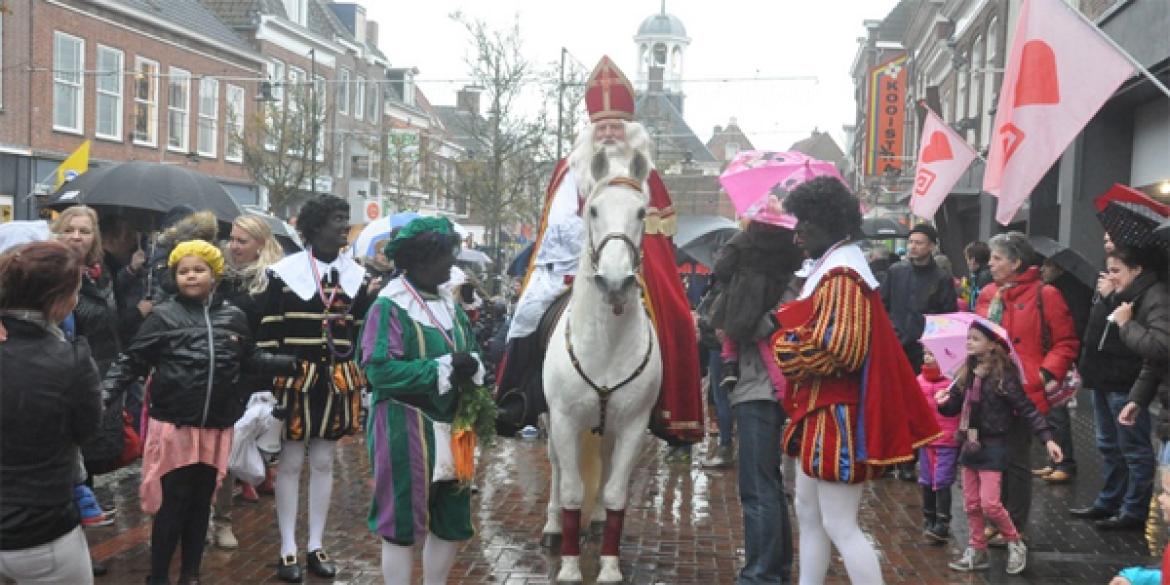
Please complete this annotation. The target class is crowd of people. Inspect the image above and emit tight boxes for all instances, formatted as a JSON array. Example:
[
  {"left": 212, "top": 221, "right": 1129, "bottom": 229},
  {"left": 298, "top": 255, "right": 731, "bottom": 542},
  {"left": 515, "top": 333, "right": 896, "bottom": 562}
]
[{"left": 0, "top": 57, "right": 1165, "bottom": 585}]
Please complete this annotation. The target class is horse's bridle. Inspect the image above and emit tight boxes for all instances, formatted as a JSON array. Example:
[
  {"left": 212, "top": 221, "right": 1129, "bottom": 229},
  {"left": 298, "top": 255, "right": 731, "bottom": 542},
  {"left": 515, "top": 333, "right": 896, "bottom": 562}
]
[{"left": 586, "top": 177, "right": 645, "bottom": 274}]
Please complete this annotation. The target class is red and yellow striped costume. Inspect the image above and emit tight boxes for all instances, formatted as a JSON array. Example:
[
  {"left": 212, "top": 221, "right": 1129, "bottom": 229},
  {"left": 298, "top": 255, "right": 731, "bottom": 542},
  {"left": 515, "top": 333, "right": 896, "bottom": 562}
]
[{"left": 775, "top": 268, "right": 941, "bottom": 483}]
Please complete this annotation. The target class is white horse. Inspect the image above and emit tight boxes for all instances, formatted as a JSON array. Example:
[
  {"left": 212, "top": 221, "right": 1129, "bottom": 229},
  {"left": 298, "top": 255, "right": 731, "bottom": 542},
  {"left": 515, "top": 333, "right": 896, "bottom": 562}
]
[{"left": 542, "top": 148, "right": 663, "bottom": 583}]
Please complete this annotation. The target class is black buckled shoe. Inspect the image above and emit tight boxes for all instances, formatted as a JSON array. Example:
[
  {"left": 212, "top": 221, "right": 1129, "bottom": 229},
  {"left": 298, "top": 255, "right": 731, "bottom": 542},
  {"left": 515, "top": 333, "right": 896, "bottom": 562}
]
[
  {"left": 307, "top": 549, "right": 337, "bottom": 578},
  {"left": 1069, "top": 505, "right": 1114, "bottom": 520},
  {"left": 1095, "top": 515, "right": 1145, "bottom": 531},
  {"left": 276, "top": 554, "right": 303, "bottom": 583}
]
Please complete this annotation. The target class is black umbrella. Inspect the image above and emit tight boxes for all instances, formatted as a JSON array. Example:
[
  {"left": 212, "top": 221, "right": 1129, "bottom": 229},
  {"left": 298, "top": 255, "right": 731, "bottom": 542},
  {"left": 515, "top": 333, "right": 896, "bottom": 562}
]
[
  {"left": 1027, "top": 235, "right": 1098, "bottom": 288},
  {"left": 1157, "top": 218, "right": 1170, "bottom": 242},
  {"left": 45, "top": 161, "right": 243, "bottom": 224},
  {"left": 862, "top": 217, "right": 909, "bottom": 239},
  {"left": 242, "top": 207, "right": 302, "bottom": 254},
  {"left": 675, "top": 215, "right": 739, "bottom": 268},
  {"left": 1098, "top": 201, "right": 1169, "bottom": 251}
]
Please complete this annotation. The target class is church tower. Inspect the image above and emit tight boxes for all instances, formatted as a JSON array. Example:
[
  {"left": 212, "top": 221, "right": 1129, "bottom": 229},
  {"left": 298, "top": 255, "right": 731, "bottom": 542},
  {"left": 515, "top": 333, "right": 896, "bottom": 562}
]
[{"left": 634, "top": 2, "right": 689, "bottom": 105}]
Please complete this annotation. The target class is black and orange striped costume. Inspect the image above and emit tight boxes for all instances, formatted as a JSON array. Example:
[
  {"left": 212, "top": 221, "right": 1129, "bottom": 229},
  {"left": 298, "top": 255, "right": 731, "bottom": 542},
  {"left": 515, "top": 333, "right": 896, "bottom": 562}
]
[
  {"left": 774, "top": 267, "right": 941, "bottom": 483},
  {"left": 256, "top": 270, "right": 372, "bottom": 441}
]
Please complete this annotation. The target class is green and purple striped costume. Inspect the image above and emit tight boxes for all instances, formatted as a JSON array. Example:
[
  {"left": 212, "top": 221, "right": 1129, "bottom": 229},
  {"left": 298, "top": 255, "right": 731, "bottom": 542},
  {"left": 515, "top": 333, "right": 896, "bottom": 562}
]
[{"left": 359, "top": 278, "right": 477, "bottom": 545}]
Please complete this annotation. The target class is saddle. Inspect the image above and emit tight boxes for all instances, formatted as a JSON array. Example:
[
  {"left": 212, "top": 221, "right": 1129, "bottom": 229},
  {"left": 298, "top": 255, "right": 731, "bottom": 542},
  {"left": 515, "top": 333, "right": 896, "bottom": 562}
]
[{"left": 494, "top": 290, "right": 571, "bottom": 436}]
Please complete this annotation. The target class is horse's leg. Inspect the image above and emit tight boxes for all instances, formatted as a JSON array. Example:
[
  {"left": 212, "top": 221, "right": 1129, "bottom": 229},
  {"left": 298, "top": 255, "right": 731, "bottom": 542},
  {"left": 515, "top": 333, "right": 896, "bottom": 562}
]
[
  {"left": 591, "top": 427, "right": 617, "bottom": 528},
  {"left": 595, "top": 420, "right": 645, "bottom": 583},
  {"left": 550, "top": 411, "right": 585, "bottom": 583},
  {"left": 541, "top": 413, "right": 562, "bottom": 547}
]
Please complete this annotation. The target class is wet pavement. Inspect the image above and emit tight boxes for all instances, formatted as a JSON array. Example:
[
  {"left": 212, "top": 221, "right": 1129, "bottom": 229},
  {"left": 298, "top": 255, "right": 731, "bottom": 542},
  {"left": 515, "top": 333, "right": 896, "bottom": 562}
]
[{"left": 82, "top": 389, "right": 1161, "bottom": 584}]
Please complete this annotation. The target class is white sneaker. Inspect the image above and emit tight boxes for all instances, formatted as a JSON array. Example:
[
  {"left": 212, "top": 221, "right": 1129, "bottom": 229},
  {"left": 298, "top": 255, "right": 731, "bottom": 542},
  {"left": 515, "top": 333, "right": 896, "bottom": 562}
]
[
  {"left": 1006, "top": 540, "right": 1027, "bottom": 574},
  {"left": 214, "top": 522, "right": 239, "bottom": 550},
  {"left": 948, "top": 547, "right": 989, "bottom": 572}
]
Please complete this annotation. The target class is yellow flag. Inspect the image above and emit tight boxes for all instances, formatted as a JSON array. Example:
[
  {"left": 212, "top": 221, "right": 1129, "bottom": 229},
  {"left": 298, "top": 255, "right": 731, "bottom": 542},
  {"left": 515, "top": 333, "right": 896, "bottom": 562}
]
[{"left": 54, "top": 140, "right": 90, "bottom": 190}]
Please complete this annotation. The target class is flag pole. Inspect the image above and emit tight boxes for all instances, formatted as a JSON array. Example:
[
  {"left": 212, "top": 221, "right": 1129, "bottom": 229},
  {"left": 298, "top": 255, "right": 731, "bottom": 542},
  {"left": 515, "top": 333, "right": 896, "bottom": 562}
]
[{"left": 1063, "top": 0, "right": 1170, "bottom": 99}]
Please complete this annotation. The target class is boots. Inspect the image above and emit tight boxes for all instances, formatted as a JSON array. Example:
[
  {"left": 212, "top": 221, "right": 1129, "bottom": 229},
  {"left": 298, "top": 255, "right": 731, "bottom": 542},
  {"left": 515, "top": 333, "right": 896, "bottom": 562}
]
[{"left": 926, "top": 487, "right": 952, "bottom": 542}]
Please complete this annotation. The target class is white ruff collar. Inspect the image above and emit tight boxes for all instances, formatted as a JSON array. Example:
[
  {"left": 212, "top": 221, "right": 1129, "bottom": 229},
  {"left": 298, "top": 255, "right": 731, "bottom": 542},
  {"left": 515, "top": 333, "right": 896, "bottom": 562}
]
[
  {"left": 379, "top": 276, "right": 456, "bottom": 331},
  {"left": 797, "top": 242, "right": 879, "bottom": 300},
  {"left": 269, "top": 250, "right": 364, "bottom": 302}
]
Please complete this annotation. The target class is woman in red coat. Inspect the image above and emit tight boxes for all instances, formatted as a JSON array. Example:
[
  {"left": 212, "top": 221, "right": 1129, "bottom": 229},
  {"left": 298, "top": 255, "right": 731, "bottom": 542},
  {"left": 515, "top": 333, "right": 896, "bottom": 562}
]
[{"left": 974, "top": 232, "right": 1079, "bottom": 539}]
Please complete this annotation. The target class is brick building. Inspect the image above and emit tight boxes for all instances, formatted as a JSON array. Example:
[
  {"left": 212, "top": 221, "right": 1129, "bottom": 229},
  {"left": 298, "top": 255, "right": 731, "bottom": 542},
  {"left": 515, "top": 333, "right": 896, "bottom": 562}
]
[{"left": 0, "top": 0, "right": 267, "bottom": 221}]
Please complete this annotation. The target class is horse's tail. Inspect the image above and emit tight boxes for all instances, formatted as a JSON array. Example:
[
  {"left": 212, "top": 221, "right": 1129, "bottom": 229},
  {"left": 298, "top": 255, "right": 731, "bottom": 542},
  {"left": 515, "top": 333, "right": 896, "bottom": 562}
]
[{"left": 578, "top": 430, "right": 603, "bottom": 524}]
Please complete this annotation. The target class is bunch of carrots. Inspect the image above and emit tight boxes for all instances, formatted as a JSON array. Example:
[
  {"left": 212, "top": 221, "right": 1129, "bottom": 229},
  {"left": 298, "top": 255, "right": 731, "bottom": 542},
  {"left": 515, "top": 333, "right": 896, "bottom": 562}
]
[{"left": 451, "top": 385, "right": 497, "bottom": 484}]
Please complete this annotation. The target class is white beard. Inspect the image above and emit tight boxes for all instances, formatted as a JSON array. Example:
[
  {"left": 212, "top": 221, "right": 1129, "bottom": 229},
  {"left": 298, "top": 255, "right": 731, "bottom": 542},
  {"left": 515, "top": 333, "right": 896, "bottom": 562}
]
[{"left": 568, "top": 121, "right": 655, "bottom": 198}]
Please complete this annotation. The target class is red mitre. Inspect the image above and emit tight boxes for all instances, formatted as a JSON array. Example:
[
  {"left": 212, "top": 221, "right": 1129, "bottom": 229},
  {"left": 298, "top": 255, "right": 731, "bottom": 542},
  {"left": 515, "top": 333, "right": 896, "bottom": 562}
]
[{"left": 585, "top": 56, "right": 635, "bottom": 122}]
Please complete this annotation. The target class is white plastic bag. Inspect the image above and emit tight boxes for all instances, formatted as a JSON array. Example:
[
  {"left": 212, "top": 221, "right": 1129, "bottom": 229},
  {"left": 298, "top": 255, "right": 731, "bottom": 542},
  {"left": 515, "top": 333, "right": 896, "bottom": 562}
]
[
  {"left": 431, "top": 421, "right": 456, "bottom": 482},
  {"left": 229, "top": 392, "right": 280, "bottom": 485}
]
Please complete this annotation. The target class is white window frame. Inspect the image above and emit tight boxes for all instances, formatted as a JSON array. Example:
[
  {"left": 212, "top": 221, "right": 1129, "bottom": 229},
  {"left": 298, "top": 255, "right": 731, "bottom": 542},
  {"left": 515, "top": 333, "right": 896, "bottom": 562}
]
[
  {"left": 225, "top": 84, "right": 245, "bottom": 163},
  {"left": 269, "top": 59, "right": 285, "bottom": 105},
  {"left": 52, "top": 31, "right": 85, "bottom": 134},
  {"left": 197, "top": 77, "right": 219, "bottom": 158},
  {"left": 314, "top": 75, "right": 326, "bottom": 161},
  {"left": 354, "top": 75, "right": 365, "bottom": 121},
  {"left": 288, "top": 66, "right": 305, "bottom": 112},
  {"left": 167, "top": 67, "right": 191, "bottom": 152},
  {"left": 366, "top": 80, "right": 378, "bottom": 122},
  {"left": 95, "top": 45, "right": 124, "bottom": 142},
  {"left": 132, "top": 56, "right": 160, "bottom": 146},
  {"left": 338, "top": 68, "right": 350, "bottom": 115},
  {"left": 284, "top": 0, "right": 307, "bottom": 27}
]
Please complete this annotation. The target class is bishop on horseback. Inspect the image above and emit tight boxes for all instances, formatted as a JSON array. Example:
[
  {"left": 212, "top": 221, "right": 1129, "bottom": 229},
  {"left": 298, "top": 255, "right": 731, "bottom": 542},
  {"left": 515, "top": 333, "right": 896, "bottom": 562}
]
[{"left": 496, "top": 56, "right": 703, "bottom": 451}]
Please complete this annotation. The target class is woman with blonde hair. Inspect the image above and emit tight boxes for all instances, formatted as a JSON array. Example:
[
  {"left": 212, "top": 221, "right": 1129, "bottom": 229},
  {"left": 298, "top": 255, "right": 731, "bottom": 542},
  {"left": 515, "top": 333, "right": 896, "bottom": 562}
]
[{"left": 208, "top": 213, "right": 287, "bottom": 549}]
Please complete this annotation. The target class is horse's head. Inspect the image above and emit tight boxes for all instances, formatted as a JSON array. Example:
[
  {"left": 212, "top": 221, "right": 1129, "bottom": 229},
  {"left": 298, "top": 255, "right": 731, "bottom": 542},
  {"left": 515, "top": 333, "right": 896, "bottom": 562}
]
[{"left": 581, "top": 148, "right": 651, "bottom": 316}]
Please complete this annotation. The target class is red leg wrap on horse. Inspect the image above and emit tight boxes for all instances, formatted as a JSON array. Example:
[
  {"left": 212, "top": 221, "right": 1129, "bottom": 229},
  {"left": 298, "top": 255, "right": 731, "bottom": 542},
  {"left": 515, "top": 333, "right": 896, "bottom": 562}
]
[
  {"left": 601, "top": 508, "right": 625, "bottom": 556},
  {"left": 561, "top": 508, "right": 582, "bottom": 556}
]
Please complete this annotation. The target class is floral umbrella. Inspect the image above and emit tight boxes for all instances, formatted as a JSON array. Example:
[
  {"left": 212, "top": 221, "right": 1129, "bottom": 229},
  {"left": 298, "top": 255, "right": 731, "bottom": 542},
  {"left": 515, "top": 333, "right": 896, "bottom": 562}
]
[{"left": 718, "top": 150, "right": 846, "bottom": 218}]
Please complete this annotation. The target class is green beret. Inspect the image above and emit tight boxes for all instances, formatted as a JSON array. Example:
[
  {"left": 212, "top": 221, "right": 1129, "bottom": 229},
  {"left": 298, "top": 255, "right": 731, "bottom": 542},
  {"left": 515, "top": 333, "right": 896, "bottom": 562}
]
[{"left": 383, "top": 216, "right": 455, "bottom": 259}]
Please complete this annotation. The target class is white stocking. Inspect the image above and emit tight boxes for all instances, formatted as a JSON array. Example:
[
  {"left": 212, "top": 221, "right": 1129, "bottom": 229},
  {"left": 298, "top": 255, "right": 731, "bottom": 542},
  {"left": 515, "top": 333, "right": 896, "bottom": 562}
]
[
  {"left": 795, "top": 464, "right": 883, "bottom": 585},
  {"left": 795, "top": 469, "right": 831, "bottom": 585},
  {"left": 380, "top": 540, "right": 413, "bottom": 585},
  {"left": 306, "top": 439, "right": 334, "bottom": 552},
  {"left": 422, "top": 532, "right": 458, "bottom": 585},
  {"left": 276, "top": 440, "right": 306, "bottom": 557}
]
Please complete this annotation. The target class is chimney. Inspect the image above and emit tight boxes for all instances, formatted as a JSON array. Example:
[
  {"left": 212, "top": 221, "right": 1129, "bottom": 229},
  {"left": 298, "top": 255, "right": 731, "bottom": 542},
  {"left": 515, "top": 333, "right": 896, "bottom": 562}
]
[
  {"left": 366, "top": 21, "right": 379, "bottom": 49},
  {"left": 713, "top": 125, "right": 723, "bottom": 135},
  {"left": 354, "top": 6, "right": 367, "bottom": 45},
  {"left": 728, "top": 116, "right": 738, "bottom": 127},
  {"left": 456, "top": 87, "right": 481, "bottom": 114}
]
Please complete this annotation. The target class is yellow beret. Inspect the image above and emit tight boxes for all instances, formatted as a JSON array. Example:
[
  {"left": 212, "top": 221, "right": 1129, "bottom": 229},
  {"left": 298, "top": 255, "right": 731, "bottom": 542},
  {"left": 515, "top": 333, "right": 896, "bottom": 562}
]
[{"left": 168, "top": 239, "right": 224, "bottom": 277}]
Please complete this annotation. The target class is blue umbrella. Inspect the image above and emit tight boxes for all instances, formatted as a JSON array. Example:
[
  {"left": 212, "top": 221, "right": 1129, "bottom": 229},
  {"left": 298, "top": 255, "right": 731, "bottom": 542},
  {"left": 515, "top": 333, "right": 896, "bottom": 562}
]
[
  {"left": 351, "top": 211, "right": 422, "bottom": 258},
  {"left": 508, "top": 243, "right": 534, "bottom": 276}
]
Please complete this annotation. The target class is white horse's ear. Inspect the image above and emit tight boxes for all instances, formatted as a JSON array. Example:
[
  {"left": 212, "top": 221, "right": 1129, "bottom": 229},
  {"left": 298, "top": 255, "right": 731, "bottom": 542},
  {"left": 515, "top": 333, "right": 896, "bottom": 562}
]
[
  {"left": 629, "top": 152, "right": 649, "bottom": 184},
  {"left": 591, "top": 150, "right": 610, "bottom": 183}
]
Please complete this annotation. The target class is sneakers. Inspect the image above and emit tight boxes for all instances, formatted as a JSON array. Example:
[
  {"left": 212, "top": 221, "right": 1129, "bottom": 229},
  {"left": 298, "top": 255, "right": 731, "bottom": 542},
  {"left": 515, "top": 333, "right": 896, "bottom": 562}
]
[
  {"left": 719, "top": 360, "right": 739, "bottom": 392},
  {"left": 948, "top": 547, "right": 990, "bottom": 572},
  {"left": 1006, "top": 539, "right": 1028, "bottom": 574},
  {"left": 75, "top": 485, "right": 114, "bottom": 527},
  {"left": 212, "top": 522, "right": 239, "bottom": 550},
  {"left": 700, "top": 445, "right": 734, "bottom": 469}
]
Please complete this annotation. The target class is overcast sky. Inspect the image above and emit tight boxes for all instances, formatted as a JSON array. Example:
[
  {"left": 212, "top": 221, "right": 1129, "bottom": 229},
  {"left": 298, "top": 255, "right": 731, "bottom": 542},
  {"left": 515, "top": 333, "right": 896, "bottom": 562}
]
[{"left": 369, "top": 0, "right": 900, "bottom": 153}]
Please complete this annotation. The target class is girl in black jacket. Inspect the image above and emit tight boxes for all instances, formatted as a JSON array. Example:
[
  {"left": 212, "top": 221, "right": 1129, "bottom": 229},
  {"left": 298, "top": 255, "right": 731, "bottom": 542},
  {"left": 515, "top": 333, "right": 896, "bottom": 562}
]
[
  {"left": 937, "top": 320, "right": 1062, "bottom": 576},
  {"left": 104, "top": 240, "right": 294, "bottom": 585}
]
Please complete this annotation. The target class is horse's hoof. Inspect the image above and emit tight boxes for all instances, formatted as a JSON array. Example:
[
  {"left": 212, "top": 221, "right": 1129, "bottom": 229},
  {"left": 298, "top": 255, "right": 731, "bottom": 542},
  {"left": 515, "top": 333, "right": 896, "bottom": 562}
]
[
  {"left": 597, "top": 555, "right": 622, "bottom": 583},
  {"left": 541, "top": 532, "right": 562, "bottom": 549},
  {"left": 556, "top": 555, "right": 583, "bottom": 582}
]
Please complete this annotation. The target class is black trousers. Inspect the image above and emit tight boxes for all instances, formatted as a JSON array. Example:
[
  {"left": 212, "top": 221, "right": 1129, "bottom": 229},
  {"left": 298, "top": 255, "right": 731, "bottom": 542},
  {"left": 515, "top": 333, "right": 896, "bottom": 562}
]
[
  {"left": 150, "top": 463, "right": 217, "bottom": 583},
  {"left": 1002, "top": 417, "right": 1033, "bottom": 531}
]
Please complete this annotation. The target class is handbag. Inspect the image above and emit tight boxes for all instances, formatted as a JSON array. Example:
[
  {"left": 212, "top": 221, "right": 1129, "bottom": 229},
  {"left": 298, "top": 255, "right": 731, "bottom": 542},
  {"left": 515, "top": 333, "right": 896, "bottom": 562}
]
[{"left": 1037, "top": 288, "right": 1082, "bottom": 408}]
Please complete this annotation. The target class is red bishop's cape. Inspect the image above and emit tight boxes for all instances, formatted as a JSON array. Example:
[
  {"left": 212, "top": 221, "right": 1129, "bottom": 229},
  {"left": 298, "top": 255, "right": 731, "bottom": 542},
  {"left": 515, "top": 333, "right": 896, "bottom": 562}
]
[
  {"left": 774, "top": 271, "right": 941, "bottom": 467},
  {"left": 526, "top": 159, "right": 704, "bottom": 443}
]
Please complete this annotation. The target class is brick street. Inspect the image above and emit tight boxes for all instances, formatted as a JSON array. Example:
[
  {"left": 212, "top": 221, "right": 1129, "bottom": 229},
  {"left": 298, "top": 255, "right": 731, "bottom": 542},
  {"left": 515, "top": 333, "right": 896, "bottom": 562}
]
[{"left": 81, "top": 389, "right": 1160, "bottom": 584}]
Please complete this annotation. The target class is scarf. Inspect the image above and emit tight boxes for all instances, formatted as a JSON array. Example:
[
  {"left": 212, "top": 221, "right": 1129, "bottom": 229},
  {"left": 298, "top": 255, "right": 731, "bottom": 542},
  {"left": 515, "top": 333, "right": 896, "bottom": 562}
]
[
  {"left": 958, "top": 373, "right": 984, "bottom": 455},
  {"left": 921, "top": 363, "right": 943, "bottom": 381},
  {"left": 986, "top": 281, "right": 1018, "bottom": 325}
]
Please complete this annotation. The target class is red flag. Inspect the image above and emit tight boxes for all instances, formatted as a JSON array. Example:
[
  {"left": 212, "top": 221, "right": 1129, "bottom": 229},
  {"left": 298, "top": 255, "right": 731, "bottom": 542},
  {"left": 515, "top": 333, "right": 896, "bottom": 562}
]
[
  {"left": 983, "top": 0, "right": 1135, "bottom": 225},
  {"left": 910, "top": 107, "right": 979, "bottom": 219}
]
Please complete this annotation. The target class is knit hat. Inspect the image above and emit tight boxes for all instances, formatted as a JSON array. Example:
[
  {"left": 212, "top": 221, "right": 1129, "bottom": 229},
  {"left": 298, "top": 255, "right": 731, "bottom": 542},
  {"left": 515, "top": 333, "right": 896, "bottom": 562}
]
[
  {"left": 168, "top": 239, "right": 225, "bottom": 277},
  {"left": 383, "top": 216, "right": 456, "bottom": 259}
]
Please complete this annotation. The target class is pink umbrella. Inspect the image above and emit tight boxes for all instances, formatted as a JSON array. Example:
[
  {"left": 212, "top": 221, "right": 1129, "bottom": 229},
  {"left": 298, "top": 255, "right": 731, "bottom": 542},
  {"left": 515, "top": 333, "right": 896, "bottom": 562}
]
[
  {"left": 921, "top": 313, "right": 1025, "bottom": 377},
  {"left": 718, "top": 150, "right": 846, "bottom": 218}
]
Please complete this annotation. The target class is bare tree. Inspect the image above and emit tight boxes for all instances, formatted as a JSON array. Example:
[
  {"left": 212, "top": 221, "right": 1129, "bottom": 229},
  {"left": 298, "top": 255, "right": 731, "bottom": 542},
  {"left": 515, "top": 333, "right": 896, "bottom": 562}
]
[
  {"left": 450, "top": 12, "right": 548, "bottom": 260},
  {"left": 238, "top": 79, "right": 329, "bottom": 217}
]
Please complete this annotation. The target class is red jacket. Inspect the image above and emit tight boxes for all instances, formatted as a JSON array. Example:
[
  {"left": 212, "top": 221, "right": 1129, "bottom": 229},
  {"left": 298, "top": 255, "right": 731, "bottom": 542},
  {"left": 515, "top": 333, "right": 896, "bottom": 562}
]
[{"left": 974, "top": 267, "right": 1080, "bottom": 414}]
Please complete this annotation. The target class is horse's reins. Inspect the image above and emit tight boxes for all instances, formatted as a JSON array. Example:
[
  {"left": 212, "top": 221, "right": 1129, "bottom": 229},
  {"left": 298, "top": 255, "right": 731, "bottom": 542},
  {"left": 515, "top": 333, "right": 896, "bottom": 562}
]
[{"left": 567, "top": 175, "right": 655, "bottom": 436}]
